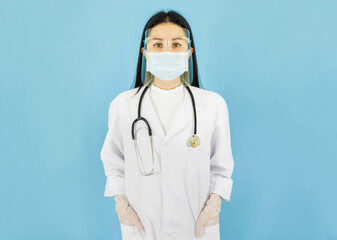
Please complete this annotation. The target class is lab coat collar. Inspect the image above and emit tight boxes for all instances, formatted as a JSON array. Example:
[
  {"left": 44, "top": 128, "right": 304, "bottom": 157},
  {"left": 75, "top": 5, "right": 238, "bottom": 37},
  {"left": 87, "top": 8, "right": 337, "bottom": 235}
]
[{"left": 130, "top": 84, "right": 193, "bottom": 146}]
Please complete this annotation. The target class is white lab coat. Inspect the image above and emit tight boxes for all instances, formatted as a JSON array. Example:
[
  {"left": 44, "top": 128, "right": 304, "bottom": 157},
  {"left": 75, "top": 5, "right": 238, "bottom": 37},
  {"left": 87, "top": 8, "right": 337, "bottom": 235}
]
[{"left": 100, "top": 85, "right": 234, "bottom": 240}]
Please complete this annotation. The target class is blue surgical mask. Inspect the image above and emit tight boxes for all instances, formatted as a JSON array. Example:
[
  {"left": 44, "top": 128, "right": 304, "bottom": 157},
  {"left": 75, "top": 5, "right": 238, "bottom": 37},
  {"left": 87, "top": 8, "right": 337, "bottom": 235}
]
[{"left": 144, "top": 49, "right": 191, "bottom": 81}]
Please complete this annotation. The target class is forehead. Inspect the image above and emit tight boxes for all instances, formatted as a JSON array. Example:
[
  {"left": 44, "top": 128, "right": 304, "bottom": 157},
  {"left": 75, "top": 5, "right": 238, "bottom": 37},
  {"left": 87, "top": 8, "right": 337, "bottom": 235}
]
[{"left": 148, "top": 22, "right": 186, "bottom": 38}]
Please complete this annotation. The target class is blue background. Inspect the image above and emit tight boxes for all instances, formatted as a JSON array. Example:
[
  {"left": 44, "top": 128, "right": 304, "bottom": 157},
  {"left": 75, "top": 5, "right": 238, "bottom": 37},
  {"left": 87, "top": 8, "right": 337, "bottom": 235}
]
[{"left": 1, "top": 0, "right": 336, "bottom": 239}]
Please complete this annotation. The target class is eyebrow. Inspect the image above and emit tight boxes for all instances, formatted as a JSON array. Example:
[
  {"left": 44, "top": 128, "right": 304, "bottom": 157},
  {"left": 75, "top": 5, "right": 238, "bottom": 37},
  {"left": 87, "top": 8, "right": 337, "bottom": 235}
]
[{"left": 149, "top": 37, "right": 185, "bottom": 40}]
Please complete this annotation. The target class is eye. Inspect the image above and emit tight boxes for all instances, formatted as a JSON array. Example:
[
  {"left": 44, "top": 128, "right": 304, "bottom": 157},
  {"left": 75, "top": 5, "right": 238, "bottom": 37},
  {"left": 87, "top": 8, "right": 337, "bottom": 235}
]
[
  {"left": 154, "top": 43, "right": 163, "bottom": 48},
  {"left": 173, "top": 43, "right": 181, "bottom": 47}
]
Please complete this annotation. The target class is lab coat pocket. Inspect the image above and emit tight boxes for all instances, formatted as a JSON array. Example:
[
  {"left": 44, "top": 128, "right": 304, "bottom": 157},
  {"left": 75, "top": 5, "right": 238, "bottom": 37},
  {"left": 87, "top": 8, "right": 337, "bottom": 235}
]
[
  {"left": 120, "top": 223, "right": 136, "bottom": 233},
  {"left": 187, "top": 121, "right": 210, "bottom": 150},
  {"left": 203, "top": 223, "right": 219, "bottom": 233},
  {"left": 187, "top": 140, "right": 209, "bottom": 180},
  {"left": 203, "top": 223, "right": 220, "bottom": 240},
  {"left": 187, "top": 122, "right": 210, "bottom": 161},
  {"left": 120, "top": 223, "right": 146, "bottom": 240}
]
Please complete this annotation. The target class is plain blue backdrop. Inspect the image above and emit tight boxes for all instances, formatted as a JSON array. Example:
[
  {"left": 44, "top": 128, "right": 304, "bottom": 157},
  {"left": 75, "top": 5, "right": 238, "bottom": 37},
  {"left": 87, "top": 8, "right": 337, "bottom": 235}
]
[{"left": 1, "top": 0, "right": 336, "bottom": 239}]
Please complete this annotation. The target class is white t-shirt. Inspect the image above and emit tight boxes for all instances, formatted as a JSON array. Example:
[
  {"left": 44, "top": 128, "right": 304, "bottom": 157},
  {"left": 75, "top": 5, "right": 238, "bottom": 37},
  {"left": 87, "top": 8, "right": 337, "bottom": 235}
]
[{"left": 150, "top": 83, "right": 184, "bottom": 135}]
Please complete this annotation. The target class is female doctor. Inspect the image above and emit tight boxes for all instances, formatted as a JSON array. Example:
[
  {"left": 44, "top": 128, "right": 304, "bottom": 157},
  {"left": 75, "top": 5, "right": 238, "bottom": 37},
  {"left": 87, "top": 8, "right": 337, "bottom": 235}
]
[{"left": 100, "top": 10, "right": 234, "bottom": 240}]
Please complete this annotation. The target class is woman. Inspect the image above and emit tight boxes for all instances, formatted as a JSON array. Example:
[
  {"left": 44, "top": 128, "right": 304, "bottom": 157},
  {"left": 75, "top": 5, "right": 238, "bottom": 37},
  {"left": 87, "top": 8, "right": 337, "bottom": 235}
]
[{"left": 100, "top": 10, "right": 234, "bottom": 240}]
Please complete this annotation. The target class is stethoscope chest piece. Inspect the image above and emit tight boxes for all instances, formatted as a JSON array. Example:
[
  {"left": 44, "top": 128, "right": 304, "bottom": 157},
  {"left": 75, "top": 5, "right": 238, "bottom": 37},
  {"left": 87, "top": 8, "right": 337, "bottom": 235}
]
[{"left": 188, "top": 134, "right": 200, "bottom": 148}]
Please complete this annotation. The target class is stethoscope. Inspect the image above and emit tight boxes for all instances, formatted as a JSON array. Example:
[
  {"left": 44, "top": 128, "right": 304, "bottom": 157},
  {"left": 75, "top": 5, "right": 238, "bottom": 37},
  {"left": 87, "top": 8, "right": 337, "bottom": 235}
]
[{"left": 131, "top": 82, "right": 200, "bottom": 176}]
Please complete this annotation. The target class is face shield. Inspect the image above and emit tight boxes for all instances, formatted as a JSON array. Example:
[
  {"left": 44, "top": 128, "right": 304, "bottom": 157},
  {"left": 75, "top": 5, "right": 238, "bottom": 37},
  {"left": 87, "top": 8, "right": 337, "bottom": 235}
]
[{"left": 140, "top": 27, "right": 194, "bottom": 86}]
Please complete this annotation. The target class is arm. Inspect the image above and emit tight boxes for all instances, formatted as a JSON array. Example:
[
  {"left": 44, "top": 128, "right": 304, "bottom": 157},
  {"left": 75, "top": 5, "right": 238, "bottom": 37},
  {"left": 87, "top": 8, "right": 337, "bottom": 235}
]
[
  {"left": 209, "top": 95, "right": 235, "bottom": 202},
  {"left": 100, "top": 96, "right": 126, "bottom": 197}
]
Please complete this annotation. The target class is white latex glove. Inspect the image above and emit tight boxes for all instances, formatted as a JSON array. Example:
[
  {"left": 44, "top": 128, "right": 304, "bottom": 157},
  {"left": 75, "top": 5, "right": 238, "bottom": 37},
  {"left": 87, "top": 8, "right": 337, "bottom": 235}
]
[
  {"left": 114, "top": 194, "right": 146, "bottom": 237},
  {"left": 195, "top": 193, "right": 222, "bottom": 238}
]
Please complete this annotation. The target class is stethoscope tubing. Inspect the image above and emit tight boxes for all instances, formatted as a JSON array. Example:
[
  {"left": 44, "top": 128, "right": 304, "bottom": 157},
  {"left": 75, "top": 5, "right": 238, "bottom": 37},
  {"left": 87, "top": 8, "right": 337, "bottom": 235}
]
[{"left": 131, "top": 82, "right": 197, "bottom": 140}]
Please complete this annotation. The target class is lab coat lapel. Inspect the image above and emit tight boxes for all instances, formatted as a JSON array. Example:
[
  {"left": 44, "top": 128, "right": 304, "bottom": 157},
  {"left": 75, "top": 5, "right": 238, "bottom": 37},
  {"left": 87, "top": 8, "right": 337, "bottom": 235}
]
[{"left": 162, "top": 86, "right": 193, "bottom": 145}]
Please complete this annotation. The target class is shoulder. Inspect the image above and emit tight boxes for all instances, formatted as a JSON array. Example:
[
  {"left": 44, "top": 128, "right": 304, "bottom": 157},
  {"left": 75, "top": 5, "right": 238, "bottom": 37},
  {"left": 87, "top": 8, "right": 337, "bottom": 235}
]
[
  {"left": 107, "top": 87, "right": 138, "bottom": 116},
  {"left": 110, "top": 87, "right": 139, "bottom": 106},
  {"left": 189, "top": 86, "right": 228, "bottom": 109},
  {"left": 107, "top": 88, "right": 140, "bottom": 124}
]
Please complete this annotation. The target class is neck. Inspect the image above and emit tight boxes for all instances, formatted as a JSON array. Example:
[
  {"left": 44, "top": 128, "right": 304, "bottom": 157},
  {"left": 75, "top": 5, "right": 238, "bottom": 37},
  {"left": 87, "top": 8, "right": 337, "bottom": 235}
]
[{"left": 153, "top": 77, "right": 182, "bottom": 90}]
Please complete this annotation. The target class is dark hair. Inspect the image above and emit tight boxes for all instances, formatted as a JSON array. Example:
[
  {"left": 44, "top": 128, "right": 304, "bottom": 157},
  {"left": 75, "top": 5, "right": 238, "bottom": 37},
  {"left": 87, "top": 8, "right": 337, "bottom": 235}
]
[{"left": 132, "top": 10, "right": 201, "bottom": 95}]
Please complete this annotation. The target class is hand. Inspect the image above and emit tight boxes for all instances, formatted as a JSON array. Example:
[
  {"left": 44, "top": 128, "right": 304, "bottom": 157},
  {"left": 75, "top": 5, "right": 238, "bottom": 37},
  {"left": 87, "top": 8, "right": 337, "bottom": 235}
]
[
  {"left": 195, "top": 193, "right": 222, "bottom": 238},
  {"left": 114, "top": 194, "right": 146, "bottom": 237}
]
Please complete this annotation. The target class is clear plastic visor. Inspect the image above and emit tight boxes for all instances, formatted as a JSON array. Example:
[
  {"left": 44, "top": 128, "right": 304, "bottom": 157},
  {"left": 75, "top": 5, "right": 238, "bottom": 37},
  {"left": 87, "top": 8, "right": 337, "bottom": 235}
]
[
  {"left": 144, "top": 35, "right": 191, "bottom": 52},
  {"left": 140, "top": 27, "right": 194, "bottom": 86}
]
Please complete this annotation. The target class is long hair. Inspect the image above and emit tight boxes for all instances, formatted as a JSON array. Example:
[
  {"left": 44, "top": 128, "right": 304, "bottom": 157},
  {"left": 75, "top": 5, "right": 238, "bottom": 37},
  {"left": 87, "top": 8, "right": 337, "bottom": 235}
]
[{"left": 132, "top": 10, "right": 202, "bottom": 95}]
